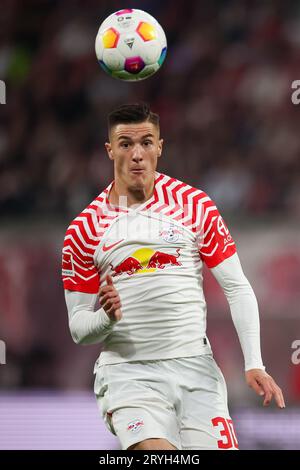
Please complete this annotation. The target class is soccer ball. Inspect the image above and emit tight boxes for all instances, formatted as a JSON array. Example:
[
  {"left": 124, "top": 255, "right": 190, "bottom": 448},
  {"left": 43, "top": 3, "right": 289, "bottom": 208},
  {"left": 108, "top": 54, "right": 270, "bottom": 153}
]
[{"left": 95, "top": 8, "right": 167, "bottom": 81}]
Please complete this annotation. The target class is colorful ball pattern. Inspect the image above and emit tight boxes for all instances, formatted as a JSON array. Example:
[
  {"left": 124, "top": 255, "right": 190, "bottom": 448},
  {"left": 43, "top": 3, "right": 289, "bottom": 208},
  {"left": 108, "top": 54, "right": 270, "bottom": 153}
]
[{"left": 95, "top": 9, "right": 167, "bottom": 81}]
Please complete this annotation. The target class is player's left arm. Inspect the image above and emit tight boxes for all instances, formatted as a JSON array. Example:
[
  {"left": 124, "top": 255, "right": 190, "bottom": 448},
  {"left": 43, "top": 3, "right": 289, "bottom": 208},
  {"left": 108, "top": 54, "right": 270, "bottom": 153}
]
[
  {"left": 198, "top": 196, "right": 285, "bottom": 408},
  {"left": 211, "top": 253, "right": 285, "bottom": 409}
]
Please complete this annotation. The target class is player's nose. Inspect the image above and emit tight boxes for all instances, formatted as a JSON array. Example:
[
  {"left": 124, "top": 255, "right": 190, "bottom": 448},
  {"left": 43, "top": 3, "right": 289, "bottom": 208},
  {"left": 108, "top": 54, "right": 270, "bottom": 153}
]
[{"left": 132, "top": 144, "right": 143, "bottom": 161}]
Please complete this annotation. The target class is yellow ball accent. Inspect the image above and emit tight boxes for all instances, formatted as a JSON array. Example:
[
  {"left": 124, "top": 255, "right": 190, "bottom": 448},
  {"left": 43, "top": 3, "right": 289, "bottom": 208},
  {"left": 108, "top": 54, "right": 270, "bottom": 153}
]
[
  {"left": 131, "top": 248, "right": 155, "bottom": 267},
  {"left": 102, "top": 28, "right": 118, "bottom": 48},
  {"left": 137, "top": 22, "right": 157, "bottom": 41}
]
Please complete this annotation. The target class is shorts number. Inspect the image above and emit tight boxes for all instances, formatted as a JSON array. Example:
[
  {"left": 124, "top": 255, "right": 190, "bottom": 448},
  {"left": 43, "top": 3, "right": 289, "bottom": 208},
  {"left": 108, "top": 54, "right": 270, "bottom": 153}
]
[{"left": 211, "top": 416, "right": 239, "bottom": 449}]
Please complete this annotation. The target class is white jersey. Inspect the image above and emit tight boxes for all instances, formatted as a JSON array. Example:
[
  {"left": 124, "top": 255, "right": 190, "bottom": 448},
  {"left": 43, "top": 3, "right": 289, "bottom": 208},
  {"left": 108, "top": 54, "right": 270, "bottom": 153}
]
[{"left": 62, "top": 172, "right": 237, "bottom": 365}]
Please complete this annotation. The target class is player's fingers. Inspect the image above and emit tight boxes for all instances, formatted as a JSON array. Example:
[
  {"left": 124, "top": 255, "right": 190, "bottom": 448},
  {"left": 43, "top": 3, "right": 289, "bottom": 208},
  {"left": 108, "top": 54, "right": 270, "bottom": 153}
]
[
  {"left": 269, "top": 381, "right": 285, "bottom": 408},
  {"left": 106, "top": 304, "right": 122, "bottom": 321},
  {"left": 99, "top": 292, "right": 119, "bottom": 307},
  {"left": 98, "top": 285, "right": 115, "bottom": 296},
  {"left": 248, "top": 379, "right": 265, "bottom": 397},
  {"left": 263, "top": 388, "right": 273, "bottom": 406},
  {"left": 273, "top": 387, "right": 285, "bottom": 409},
  {"left": 113, "top": 301, "right": 122, "bottom": 310},
  {"left": 258, "top": 379, "right": 274, "bottom": 406},
  {"left": 106, "top": 274, "right": 114, "bottom": 286},
  {"left": 102, "top": 296, "right": 120, "bottom": 310},
  {"left": 99, "top": 291, "right": 118, "bottom": 303},
  {"left": 247, "top": 372, "right": 285, "bottom": 408},
  {"left": 102, "top": 298, "right": 120, "bottom": 312},
  {"left": 107, "top": 298, "right": 121, "bottom": 309}
]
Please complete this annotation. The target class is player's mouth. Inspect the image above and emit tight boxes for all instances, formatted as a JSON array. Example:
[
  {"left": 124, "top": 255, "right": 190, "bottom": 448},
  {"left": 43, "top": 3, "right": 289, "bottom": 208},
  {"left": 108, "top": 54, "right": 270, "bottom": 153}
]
[{"left": 130, "top": 168, "right": 145, "bottom": 174}]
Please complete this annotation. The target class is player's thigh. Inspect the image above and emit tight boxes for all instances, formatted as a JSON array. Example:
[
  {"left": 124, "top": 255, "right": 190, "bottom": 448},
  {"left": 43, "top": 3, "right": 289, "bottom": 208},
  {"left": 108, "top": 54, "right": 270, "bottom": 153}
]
[
  {"left": 111, "top": 406, "right": 180, "bottom": 450},
  {"left": 178, "top": 355, "right": 239, "bottom": 450},
  {"left": 94, "top": 361, "right": 181, "bottom": 450},
  {"left": 128, "top": 438, "right": 177, "bottom": 450}
]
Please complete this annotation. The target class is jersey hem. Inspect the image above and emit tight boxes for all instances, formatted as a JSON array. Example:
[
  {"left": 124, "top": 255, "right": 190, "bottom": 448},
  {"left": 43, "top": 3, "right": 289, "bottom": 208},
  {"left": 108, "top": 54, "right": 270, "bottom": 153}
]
[{"left": 95, "top": 343, "right": 213, "bottom": 367}]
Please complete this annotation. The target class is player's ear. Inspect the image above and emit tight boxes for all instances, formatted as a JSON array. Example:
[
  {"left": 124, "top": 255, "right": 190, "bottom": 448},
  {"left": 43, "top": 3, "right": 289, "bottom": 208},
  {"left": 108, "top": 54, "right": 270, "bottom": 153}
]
[
  {"left": 158, "top": 138, "right": 163, "bottom": 158},
  {"left": 105, "top": 142, "right": 114, "bottom": 161}
]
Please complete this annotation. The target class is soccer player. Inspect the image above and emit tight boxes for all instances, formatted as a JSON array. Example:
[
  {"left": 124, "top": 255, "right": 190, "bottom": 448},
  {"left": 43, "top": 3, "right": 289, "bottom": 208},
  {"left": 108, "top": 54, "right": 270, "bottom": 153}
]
[{"left": 62, "top": 103, "right": 285, "bottom": 450}]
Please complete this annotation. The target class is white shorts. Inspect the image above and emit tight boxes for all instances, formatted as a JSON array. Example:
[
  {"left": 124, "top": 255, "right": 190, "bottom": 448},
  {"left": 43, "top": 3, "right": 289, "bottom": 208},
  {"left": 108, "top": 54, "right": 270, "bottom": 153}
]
[{"left": 94, "top": 354, "right": 238, "bottom": 450}]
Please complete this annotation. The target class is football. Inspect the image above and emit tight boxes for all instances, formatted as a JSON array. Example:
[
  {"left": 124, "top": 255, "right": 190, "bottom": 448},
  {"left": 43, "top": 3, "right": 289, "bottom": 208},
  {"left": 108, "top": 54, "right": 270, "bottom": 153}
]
[{"left": 95, "top": 8, "right": 167, "bottom": 81}]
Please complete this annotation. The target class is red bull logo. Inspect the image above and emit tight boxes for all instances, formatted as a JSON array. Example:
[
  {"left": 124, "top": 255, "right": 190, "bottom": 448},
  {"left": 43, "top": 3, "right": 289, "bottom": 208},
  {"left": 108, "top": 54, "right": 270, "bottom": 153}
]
[
  {"left": 147, "top": 248, "right": 181, "bottom": 269},
  {"left": 110, "top": 257, "right": 143, "bottom": 276},
  {"left": 110, "top": 247, "right": 182, "bottom": 277}
]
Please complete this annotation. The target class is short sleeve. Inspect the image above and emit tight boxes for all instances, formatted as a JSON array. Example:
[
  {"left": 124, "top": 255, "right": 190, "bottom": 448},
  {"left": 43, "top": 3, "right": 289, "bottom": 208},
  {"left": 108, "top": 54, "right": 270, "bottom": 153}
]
[
  {"left": 198, "top": 195, "right": 236, "bottom": 268},
  {"left": 62, "top": 223, "right": 100, "bottom": 294}
]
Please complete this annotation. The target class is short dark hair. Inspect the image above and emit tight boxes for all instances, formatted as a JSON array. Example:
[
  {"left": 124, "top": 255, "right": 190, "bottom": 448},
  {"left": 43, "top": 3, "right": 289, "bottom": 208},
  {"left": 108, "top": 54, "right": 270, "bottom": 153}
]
[{"left": 108, "top": 103, "right": 159, "bottom": 135}]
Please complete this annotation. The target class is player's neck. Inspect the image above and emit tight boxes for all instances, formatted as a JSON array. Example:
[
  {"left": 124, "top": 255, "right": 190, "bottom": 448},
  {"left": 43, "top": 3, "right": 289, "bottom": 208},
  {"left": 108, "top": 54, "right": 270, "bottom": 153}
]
[{"left": 109, "top": 180, "right": 154, "bottom": 208}]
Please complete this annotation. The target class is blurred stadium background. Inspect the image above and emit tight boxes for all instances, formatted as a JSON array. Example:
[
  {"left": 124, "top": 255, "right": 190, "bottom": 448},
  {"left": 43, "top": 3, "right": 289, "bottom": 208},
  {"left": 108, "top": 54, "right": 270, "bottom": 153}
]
[{"left": 0, "top": 0, "right": 300, "bottom": 450}]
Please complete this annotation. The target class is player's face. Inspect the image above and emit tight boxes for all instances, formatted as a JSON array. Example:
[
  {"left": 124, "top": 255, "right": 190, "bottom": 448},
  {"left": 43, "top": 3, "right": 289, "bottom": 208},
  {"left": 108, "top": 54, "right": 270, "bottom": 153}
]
[{"left": 105, "top": 121, "right": 163, "bottom": 191}]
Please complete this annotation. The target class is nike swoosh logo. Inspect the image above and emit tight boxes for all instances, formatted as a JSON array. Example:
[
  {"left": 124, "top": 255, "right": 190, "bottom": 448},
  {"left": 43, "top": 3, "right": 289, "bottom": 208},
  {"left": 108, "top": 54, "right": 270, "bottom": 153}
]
[{"left": 102, "top": 239, "right": 124, "bottom": 252}]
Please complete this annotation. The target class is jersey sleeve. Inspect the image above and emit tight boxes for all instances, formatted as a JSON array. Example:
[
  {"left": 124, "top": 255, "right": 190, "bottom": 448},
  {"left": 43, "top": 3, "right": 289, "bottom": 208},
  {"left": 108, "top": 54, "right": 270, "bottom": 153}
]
[
  {"left": 198, "top": 194, "right": 236, "bottom": 268},
  {"left": 62, "top": 220, "right": 100, "bottom": 294}
]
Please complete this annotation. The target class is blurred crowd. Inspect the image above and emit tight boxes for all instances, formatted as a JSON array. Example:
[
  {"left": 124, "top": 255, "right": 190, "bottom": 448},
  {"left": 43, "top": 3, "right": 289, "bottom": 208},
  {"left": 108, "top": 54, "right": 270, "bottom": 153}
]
[{"left": 1, "top": 0, "right": 300, "bottom": 219}]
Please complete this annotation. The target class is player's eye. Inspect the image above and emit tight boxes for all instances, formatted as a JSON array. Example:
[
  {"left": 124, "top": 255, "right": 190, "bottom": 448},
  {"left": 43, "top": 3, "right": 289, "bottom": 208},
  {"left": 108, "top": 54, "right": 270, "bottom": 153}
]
[
  {"left": 143, "top": 140, "right": 153, "bottom": 146},
  {"left": 120, "top": 142, "right": 130, "bottom": 148}
]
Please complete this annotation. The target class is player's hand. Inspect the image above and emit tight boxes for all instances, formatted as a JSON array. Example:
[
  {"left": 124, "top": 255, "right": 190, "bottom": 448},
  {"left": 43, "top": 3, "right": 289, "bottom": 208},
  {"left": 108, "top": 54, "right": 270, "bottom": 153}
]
[
  {"left": 245, "top": 369, "right": 285, "bottom": 409},
  {"left": 98, "top": 274, "right": 122, "bottom": 322}
]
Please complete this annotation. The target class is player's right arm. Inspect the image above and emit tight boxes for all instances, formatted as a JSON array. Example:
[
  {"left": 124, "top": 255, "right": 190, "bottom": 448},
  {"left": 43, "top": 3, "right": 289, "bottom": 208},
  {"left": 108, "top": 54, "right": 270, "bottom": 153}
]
[
  {"left": 98, "top": 275, "right": 122, "bottom": 322},
  {"left": 65, "top": 275, "right": 122, "bottom": 345},
  {"left": 62, "top": 215, "right": 122, "bottom": 345}
]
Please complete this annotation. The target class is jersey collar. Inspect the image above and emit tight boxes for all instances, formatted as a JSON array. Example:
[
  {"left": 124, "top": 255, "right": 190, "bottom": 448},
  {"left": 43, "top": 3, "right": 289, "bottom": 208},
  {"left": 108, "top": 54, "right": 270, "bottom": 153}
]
[{"left": 103, "top": 171, "right": 161, "bottom": 212}]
